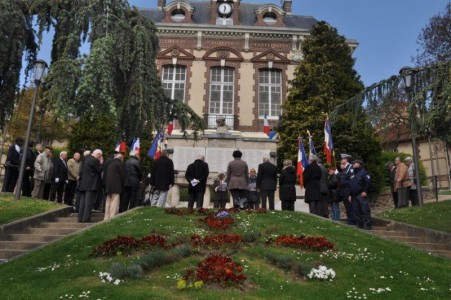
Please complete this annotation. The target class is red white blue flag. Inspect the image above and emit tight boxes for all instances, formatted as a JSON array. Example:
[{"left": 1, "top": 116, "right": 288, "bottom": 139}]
[
  {"left": 167, "top": 118, "right": 174, "bottom": 136},
  {"left": 147, "top": 132, "right": 163, "bottom": 160},
  {"left": 131, "top": 138, "right": 140, "bottom": 155},
  {"left": 324, "top": 117, "right": 334, "bottom": 164},
  {"left": 297, "top": 138, "right": 308, "bottom": 188},
  {"left": 263, "top": 112, "right": 270, "bottom": 135}
]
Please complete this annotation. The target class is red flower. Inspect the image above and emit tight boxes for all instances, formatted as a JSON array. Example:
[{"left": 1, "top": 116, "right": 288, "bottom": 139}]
[
  {"left": 268, "top": 235, "right": 334, "bottom": 251},
  {"left": 199, "top": 215, "right": 235, "bottom": 231}
]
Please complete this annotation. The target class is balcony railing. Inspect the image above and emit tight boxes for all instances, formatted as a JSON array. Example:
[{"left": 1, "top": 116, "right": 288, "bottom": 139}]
[{"left": 204, "top": 114, "right": 237, "bottom": 130}]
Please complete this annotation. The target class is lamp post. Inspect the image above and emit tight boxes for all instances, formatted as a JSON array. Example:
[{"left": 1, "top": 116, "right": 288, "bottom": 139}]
[
  {"left": 15, "top": 59, "right": 48, "bottom": 200},
  {"left": 399, "top": 66, "right": 423, "bottom": 206}
]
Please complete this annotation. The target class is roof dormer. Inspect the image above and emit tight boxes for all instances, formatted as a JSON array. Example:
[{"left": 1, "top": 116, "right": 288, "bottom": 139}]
[
  {"left": 255, "top": 4, "right": 285, "bottom": 27},
  {"left": 162, "top": 1, "right": 194, "bottom": 23}
]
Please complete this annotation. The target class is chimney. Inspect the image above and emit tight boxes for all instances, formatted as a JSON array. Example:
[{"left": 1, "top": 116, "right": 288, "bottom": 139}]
[
  {"left": 282, "top": 0, "right": 292, "bottom": 15},
  {"left": 157, "top": 0, "right": 166, "bottom": 10}
]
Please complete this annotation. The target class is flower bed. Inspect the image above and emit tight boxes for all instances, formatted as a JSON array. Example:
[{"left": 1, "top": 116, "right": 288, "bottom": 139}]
[
  {"left": 267, "top": 235, "right": 334, "bottom": 251},
  {"left": 164, "top": 207, "right": 212, "bottom": 215},
  {"left": 182, "top": 254, "right": 246, "bottom": 288},
  {"left": 90, "top": 234, "right": 168, "bottom": 257},
  {"left": 191, "top": 233, "right": 242, "bottom": 248},
  {"left": 199, "top": 215, "right": 235, "bottom": 230}
]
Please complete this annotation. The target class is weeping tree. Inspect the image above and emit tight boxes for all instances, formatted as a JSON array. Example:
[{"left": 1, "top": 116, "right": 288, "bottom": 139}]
[
  {"left": 278, "top": 22, "right": 383, "bottom": 193},
  {"left": 0, "top": 0, "right": 37, "bottom": 129},
  {"left": 1, "top": 0, "right": 203, "bottom": 148}
]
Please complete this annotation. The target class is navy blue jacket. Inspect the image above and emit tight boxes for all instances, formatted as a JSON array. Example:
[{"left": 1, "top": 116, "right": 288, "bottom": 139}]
[{"left": 349, "top": 167, "right": 371, "bottom": 196}]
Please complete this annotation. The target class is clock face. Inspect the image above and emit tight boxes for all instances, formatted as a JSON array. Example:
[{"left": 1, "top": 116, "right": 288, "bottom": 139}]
[{"left": 218, "top": 3, "right": 232, "bottom": 16}]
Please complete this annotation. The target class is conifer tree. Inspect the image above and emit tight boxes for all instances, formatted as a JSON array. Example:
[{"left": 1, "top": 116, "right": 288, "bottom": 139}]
[{"left": 278, "top": 21, "right": 383, "bottom": 193}]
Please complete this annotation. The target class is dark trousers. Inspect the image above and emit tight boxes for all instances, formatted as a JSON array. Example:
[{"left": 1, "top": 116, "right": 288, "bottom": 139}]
[
  {"left": 21, "top": 171, "right": 32, "bottom": 197},
  {"left": 409, "top": 189, "right": 419, "bottom": 206},
  {"left": 282, "top": 201, "right": 295, "bottom": 211},
  {"left": 50, "top": 182, "right": 66, "bottom": 203},
  {"left": 64, "top": 180, "right": 77, "bottom": 205},
  {"left": 247, "top": 191, "right": 260, "bottom": 209},
  {"left": 120, "top": 186, "right": 140, "bottom": 212},
  {"left": 2, "top": 167, "right": 19, "bottom": 192},
  {"left": 308, "top": 201, "right": 321, "bottom": 216},
  {"left": 319, "top": 193, "right": 329, "bottom": 218},
  {"left": 78, "top": 190, "right": 96, "bottom": 222},
  {"left": 343, "top": 194, "right": 356, "bottom": 224},
  {"left": 391, "top": 191, "right": 398, "bottom": 208},
  {"left": 260, "top": 190, "right": 275, "bottom": 210},
  {"left": 214, "top": 191, "right": 228, "bottom": 208},
  {"left": 43, "top": 183, "right": 52, "bottom": 200},
  {"left": 352, "top": 194, "right": 371, "bottom": 228},
  {"left": 230, "top": 189, "right": 247, "bottom": 208},
  {"left": 188, "top": 190, "right": 205, "bottom": 209}
]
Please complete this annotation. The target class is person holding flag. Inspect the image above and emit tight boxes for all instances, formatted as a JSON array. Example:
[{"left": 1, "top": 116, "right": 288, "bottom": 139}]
[
  {"left": 324, "top": 116, "right": 334, "bottom": 165},
  {"left": 297, "top": 137, "right": 308, "bottom": 188}
]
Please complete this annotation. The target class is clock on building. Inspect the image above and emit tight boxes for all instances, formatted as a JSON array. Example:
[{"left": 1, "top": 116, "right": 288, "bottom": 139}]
[{"left": 218, "top": 2, "right": 232, "bottom": 17}]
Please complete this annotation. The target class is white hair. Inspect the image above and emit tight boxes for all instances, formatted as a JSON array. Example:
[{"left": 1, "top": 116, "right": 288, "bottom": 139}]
[
  {"left": 263, "top": 155, "right": 270, "bottom": 162},
  {"left": 309, "top": 154, "right": 318, "bottom": 161},
  {"left": 196, "top": 154, "right": 204, "bottom": 161},
  {"left": 130, "top": 150, "right": 137, "bottom": 157},
  {"left": 59, "top": 151, "right": 67, "bottom": 157},
  {"left": 83, "top": 150, "right": 91, "bottom": 157},
  {"left": 92, "top": 149, "right": 102, "bottom": 158}
]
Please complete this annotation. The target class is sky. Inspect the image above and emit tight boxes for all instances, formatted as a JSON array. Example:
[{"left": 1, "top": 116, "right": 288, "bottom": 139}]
[{"left": 32, "top": 0, "right": 448, "bottom": 87}]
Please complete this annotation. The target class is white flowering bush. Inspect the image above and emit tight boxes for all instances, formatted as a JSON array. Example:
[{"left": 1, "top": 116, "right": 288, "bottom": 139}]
[
  {"left": 99, "top": 272, "right": 123, "bottom": 285},
  {"left": 307, "top": 265, "right": 336, "bottom": 281}
]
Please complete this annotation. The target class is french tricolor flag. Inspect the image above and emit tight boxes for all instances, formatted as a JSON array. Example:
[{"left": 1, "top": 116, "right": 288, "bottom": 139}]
[
  {"left": 167, "top": 118, "right": 174, "bottom": 136},
  {"left": 324, "top": 117, "right": 334, "bottom": 164},
  {"left": 297, "top": 138, "right": 308, "bottom": 188},
  {"left": 114, "top": 140, "right": 126, "bottom": 154},
  {"left": 263, "top": 112, "right": 270, "bottom": 135},
  {"left": 131, "top": 138, "right": 140, "bottom": 156}
]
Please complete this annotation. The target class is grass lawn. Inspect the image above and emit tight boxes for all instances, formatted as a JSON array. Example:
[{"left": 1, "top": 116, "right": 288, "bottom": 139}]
[
  {"left": 438, "top": 190, "right": 451, "bottom": 195},
  {"left": 0, "top": 208, "right": 450, "bottom": 299},
  {"left": 377, "top": 200, "right": 451, "bottom": 233},
  {"left": 0, "top": 193, "right": 61, "bottom": 225}
]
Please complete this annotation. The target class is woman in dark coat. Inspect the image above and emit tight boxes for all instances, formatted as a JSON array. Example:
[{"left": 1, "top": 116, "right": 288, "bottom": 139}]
[
  {"left": 279, "top": 160, "right": 297, "bottom": 211},
  {"left": 303, "top": 155, "right": 322, "bottom": 216}
]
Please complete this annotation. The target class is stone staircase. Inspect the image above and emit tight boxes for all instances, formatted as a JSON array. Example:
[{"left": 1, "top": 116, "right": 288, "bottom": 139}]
[
  {"left": 0, "top": 209, "right": 103, "bottom": 263},
  {"left": 370, "top": 218, "right": 451, "bottom": 259}
]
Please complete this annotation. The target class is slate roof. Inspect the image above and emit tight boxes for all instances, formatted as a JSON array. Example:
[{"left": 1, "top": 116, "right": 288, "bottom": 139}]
[{"left": 139, "top": 1, "right": 318, "bottom": 31}]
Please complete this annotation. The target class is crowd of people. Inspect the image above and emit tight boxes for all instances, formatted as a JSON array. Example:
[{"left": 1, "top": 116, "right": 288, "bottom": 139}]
[{"left": 2, "top": 138, "right": 419, "bottom": 229}]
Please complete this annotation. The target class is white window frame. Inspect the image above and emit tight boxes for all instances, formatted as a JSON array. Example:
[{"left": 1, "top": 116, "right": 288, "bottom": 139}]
[
  {"left": 258, "top": 69, "right": 282, "bottom": 118},
  {"left": 162, "top": 65, "right": 186, "bottom": 101},
  {"left": 209, "top": 67, "right": 234, "bottom": 115}
]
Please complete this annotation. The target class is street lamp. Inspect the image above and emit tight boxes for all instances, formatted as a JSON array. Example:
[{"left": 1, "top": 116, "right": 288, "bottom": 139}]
[
  {"left": 399, "top": 66, "right": 423, "bottom": 206},
  {"left": 15, "top": 59, "right": 48, "bottom": 200}
]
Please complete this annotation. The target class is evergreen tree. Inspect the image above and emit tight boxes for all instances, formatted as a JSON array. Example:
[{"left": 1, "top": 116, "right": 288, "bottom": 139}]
[{"left": 278, "top": 21, "right": 383, "bottom": 193}]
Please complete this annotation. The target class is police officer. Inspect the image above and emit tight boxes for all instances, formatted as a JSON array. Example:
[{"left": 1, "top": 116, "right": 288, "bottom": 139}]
[
  {"left": 339, "top": 154, "right": 357, "bottom": 225},
  {"left": 349, "top": 159, "right": 372, "bottom": 230}
]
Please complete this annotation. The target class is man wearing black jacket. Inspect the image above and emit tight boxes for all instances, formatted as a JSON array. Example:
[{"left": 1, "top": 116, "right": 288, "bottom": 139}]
[
  {"left": 120, "top": 150, "right": 143, "bottom": 212},
  {"left": 50, "top": 151, "right": 68, "bottom": 203},
  {"left": 2, "top": 138, "right": 23, "bottom": 192},
  {"left": 256, "top": 155, "right": 278, "bottom": 210},
  {"left": 185, "top": 155, "right": 209, "bottom": 208},
  {"left": 78, "top": 149, "right": 103, "bottom": 223},
  {"left": 150, "top": 150, "right": 174, "bottom": 207}
]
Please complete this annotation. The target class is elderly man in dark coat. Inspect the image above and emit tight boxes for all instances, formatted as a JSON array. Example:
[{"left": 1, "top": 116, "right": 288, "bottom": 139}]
[
  {"left": 303, "top": 154, "right": 322, "bottom": 216},
  {"left": 226, "top": 150, "right": 249, "bottom": 209},
  {"left": 50, "top": 151, "right": 68, "bottom": 203},
  {"left": 257, "top": 154, "right": 278, "bottom": 210},
  {"left": 2, "top": 138, "right": 23, "bottom": 192},
  {"left": 150, "top": 150, "right": 175, "bottom": 207},
  {"left": 104, "top": 152, "right": 125, "bottom": 220},
  {"left": 78, "top": 149, "right": 103, "bottom": 223},
  {"left": 279, "top": 159, "right": 297, "bottom": 211},
  {"left": 185, "top": 155, "right": 209, "bottom": 208},
  {"left": 120, "top": 150, "right": 143, "bottom": 212}
]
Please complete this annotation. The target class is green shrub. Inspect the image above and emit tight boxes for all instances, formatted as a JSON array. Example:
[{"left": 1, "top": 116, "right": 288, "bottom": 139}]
[
  {"left": 139, "top": 250, "right": 166, "bottom": 270},
  {"left": 172, "top": 244, "right": 191, "bottom": 258},
  {"left": 109, "top": 262, "right": 129, "bottom": 280},
  {"left": 127, "top": 264, "right": 144, "bottom": 279},
  {"left": 242, "top": 231, "right": 260, "bottom": 243}
]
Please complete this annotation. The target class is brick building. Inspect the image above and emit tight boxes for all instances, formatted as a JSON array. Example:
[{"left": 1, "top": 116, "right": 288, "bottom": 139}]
[{"left": 142, "top": 0, "right": 357, "bottom": 132}]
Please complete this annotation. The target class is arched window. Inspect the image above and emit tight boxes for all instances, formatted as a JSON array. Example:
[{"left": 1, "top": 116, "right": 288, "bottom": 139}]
[
  {"left": 209, "top": 67, "right": 234, "bottom": 115},
  {"left": 258, "top": 69, "right": 282, "bottom": 117},
  {"left": 162, "top": 65, "right": 186, "bottom": 101}
]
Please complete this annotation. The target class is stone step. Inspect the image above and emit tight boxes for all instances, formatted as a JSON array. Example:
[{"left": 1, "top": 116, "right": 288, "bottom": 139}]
[
  {"left": 372, "top": 226, "right": 390, "bottom": 231},
  {"left": 372, "top": 230, "right": 408, "bottom": 237},
  {"left": 382, "top": 236, "right": 427, "bottom": 243},
  {"left": 0, "top": 249, "right": 28, "bottom": 260},
  {"left": 0, "top": 241, "right": 46, "bottom": 250},
  {"left": 39, "top": 222, "right": 91, "bottom": 229},
  {"left": 406, "top": 242, "right": 451, "bottom": 251},
  {"left": 429, "top": 250, "right": 451, "bottom": 259},
  {"left": 24, "top": 227, "right": 78, "bottom": 236},
  {"left": 5, "top": 233, "right": 65, "bottom": 242}
]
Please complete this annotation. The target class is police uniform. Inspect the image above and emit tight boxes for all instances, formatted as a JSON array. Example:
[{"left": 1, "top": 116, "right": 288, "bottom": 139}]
[
  {"left": 349, "top": 161, "right": 371, "bottom": 229},
  {"left": 339, "top": 154, "right": 357, "bottom": 225}
]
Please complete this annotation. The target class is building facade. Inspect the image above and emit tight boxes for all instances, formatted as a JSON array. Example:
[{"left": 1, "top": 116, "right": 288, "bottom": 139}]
[{"left": 142, "top": 0, "right": 357, "bottom": 133}]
